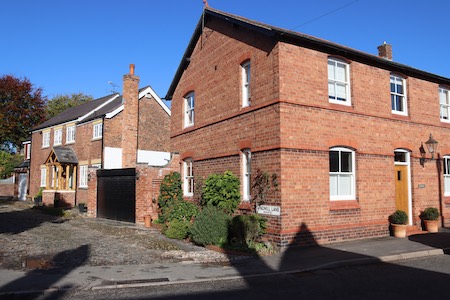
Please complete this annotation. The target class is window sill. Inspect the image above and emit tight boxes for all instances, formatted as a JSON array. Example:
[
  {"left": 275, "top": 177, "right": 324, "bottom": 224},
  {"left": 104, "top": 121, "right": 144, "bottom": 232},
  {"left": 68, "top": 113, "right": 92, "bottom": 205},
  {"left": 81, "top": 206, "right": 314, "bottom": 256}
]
[
  {"left": 391, "top": 112, "right": 409, "bottom": 120},
  {"left": 330, "top": 200, "right": 360, "bottom": 210},
  {"left": 443, "top": 196, "right": 450, "bottom": 205},
  {"left": 66, "top": 141, "right": 75, "bottom": 145},
  {"left": 91, "top": 137, "right": 102, "bottom": 141},
  {"left": 239, "top": 201, "right": 252, "bottom": 211}
]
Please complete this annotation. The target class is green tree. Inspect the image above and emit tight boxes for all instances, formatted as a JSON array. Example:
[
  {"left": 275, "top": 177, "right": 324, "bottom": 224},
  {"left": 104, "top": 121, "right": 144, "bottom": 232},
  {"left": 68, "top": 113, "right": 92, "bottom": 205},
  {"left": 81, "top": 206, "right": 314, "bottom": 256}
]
[
  {"left": 0, "top": 150, "right": 23, "bottom": 179},
  {"left": 0, "top": 75, "right": 46, "bottom": 151},
  {"left": 46, "top": 93, "right": 93, "bottom": 118}
]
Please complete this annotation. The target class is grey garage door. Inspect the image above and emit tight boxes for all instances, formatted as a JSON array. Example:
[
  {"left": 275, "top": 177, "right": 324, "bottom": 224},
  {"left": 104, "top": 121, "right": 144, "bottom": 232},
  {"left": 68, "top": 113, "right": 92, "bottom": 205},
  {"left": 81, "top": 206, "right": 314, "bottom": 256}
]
[{"left": 97, "top": 168, "right": 136, "bottom": 223}]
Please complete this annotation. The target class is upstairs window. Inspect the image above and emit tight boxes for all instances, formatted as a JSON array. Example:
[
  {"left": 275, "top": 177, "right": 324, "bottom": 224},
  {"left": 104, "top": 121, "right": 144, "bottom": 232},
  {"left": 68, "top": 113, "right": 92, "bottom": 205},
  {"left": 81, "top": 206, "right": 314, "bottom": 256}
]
[
  {"left": 184, "top": 92, "right": 195, "bottom": 128},
  {"left": 241, "top": 61, "right": 251, "bottom": 107},
  {"left": 390, "top": 75, "right": 407, "bottom": 115},
  {"left": 242, "top": 149, "right": 251, "bottom": 201},
  {"left": 183, "top": 158, "right": 194, "bottom": 196},
  {"left": 66, "top": 125, "right": 76, "bottom": 144},
  {"left": 42, "top": 131, "right": 50, "bottom": 148},
  {"left": 53, "top": 128, "right": 62, "bottom": 146},
  {"left": 24, "top": 142, "right": 31, "bottom": 160},
  {"left": 93, "top": 122, "right": 103, "bottom": 140},
  {"left": 329, "top": 147, "right": 355, "bottom": 200},
  {"left": 440, "top": 87, "right": 450, "bottom": 122},
  {"left": 328, "top": 58, "right": 351, "bottom": 105}
]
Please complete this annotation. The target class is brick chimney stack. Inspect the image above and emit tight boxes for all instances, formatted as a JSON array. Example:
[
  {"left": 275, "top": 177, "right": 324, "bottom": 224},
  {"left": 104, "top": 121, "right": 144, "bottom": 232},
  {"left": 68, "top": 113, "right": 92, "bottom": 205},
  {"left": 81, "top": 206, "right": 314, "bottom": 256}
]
[
  {"left": 377, "top": 42, "right": 392, "bottom": 60},
  {"left": 122, "top": 64, "right": 140, "bottom": 168}
]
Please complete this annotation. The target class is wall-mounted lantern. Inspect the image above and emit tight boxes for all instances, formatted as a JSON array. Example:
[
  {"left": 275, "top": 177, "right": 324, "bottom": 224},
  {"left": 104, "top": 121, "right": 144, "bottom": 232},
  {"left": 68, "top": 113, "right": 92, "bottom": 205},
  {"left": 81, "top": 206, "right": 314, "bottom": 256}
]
[{"left": 419, "top": 134, "right": 438, "bottom": 167}]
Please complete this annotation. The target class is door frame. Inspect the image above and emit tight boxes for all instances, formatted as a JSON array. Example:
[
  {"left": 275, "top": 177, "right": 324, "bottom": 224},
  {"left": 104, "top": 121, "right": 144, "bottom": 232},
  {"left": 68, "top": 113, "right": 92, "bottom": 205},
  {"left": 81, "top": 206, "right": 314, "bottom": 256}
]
[{"left": 394, "top": 149, "right": 412, "bottom": 225}]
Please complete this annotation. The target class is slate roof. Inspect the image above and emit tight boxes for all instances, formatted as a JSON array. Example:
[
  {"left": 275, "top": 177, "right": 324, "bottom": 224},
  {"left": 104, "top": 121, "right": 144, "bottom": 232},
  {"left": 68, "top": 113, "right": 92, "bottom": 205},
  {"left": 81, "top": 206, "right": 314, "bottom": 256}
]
[
  {"left": 33, "top": 93, "right": 119, "bottom": 131},
  {"left": 165, "top": 7, "right": 450, "bottom": 100},
  {"left": 52, "top": 147, "right": 78, "bottom": 164}
]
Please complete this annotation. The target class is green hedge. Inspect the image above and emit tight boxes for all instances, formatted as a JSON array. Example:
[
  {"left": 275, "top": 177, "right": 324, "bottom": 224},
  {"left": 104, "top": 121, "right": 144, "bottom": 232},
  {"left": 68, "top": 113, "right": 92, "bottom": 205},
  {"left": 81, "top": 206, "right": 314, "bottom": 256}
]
[{"left": 190, "top": 206, "right": 230, "bottom": 246}]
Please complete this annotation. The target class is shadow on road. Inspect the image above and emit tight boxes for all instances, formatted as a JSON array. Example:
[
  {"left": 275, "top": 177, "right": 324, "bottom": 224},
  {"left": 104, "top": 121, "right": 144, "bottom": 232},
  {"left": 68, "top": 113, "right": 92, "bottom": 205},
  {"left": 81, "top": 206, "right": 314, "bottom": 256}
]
[{"left": 0, "top": 245, "right": 90, "bottom": 299}]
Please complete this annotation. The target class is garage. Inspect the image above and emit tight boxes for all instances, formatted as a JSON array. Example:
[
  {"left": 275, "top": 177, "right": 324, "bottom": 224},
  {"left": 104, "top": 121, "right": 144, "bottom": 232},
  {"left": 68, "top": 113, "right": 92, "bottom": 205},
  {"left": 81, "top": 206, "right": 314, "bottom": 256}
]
[{"left": 97, "top": 168, "right": 136, "bottom": 223}]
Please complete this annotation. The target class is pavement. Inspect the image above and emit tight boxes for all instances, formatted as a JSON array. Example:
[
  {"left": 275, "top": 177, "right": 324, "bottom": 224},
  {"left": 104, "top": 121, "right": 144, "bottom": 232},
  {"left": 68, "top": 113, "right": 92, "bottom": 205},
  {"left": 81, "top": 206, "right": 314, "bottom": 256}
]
[{"left": 1, "top": 228, "right": 449, "bottom": 296}]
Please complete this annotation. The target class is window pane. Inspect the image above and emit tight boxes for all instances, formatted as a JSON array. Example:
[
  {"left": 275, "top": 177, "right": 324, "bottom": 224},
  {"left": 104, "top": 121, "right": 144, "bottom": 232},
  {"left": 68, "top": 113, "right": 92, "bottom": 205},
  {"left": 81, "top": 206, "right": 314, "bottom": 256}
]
[
  {"left": 341, "top": 151, "right": 352, "bottom": 172},
  {"left": 444, "top": 158, "right": 450, "bottom": 175},
  {"left": 390, "top": 80, "right": 395, "bottom": 93},
  {"left": 336, "top": 83, "right": 346, "bottom": 100},
  {"left": 329, "top": 151, "right": 339, "bottom": 172},
  {"left": 328, "top": 61, "right": 335, "bottom": 79},
  {"left": 329, "top": 174, "right": 338, "bottom": 196},
  {"left": 328, "top": 82, "right": 335, "bottom": 98},
  {"left": 336, "top": 63, "right": 346, "bottom": 82},
  {"left": 339, "top": 174, "right": 352, "bottom": 196},
  {"left": 445, "top": 176, "right": 450, "bottom": 194},
  {"left": 394, "top": 152, "right": 406, "bottom": 162}
]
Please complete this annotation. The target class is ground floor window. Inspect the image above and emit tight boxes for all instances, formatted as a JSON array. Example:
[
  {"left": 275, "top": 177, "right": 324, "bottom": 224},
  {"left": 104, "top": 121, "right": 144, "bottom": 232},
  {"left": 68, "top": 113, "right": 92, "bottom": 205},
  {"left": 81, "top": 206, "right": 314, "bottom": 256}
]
[
  {"left": 242, "top": 149, "right": 251, "bottom": 201},
  {"left": 444, "top": 156, "right": 450, "bottom": 196},
  {"left": 329, "top": 147, "right": 355, "bottom": 200},
  {"left": 183, "top": 159, "right": 194, "bottom": 196},
  {"left": 40, "top": 167, "right": 47, "bottom": 187},
  {"left": 79, "top": 165, "right": 88, "bottom": 188}
]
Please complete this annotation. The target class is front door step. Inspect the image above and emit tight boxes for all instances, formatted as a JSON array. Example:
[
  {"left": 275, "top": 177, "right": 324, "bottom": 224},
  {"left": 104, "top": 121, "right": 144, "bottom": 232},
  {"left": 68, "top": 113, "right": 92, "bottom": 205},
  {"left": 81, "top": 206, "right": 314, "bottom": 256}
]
[{"left": 406, "top": 225, "right": 427, "bottom": 236}]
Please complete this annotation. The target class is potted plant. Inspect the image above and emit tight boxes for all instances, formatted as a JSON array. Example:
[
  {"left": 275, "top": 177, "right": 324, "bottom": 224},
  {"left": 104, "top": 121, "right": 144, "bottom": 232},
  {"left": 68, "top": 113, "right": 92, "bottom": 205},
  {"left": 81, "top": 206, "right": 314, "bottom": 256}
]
[
  {"left": 420, "top": 207, "right": 439, "bottom": 233},
  {"left": 34, "top": 188, "right": 43, "bottom": 206},
  {"left": 389, "top": 210, "right": 408, "bottom": 238}
]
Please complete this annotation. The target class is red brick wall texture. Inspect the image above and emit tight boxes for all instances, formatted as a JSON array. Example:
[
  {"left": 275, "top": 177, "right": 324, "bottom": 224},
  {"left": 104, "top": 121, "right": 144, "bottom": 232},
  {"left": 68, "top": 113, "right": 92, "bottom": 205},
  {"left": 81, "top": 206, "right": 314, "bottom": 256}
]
[{"left": 170, "top": 16, "right": 450, "bottom": 247}]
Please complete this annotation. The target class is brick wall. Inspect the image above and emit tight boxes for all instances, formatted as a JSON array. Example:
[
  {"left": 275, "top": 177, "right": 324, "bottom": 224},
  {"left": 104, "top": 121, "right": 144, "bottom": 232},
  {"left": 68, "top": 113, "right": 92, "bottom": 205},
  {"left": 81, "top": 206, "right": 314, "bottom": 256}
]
[
  {"left": 169, "top": 13, "right": 450, "bottom": 247},
  {"left": 138, "top": 96, "right": 171, "bottom": 152},
  {"left": 0, "top": 184, "right": 14, "bottom": 197}
]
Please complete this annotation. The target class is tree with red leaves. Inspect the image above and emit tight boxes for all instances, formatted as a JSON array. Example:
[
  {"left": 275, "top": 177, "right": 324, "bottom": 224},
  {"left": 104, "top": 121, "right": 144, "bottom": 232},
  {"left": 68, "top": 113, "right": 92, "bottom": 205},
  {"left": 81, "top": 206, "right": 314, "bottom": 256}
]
[{"left": 0, "top": 75, "right": 47, "bottom": 152}]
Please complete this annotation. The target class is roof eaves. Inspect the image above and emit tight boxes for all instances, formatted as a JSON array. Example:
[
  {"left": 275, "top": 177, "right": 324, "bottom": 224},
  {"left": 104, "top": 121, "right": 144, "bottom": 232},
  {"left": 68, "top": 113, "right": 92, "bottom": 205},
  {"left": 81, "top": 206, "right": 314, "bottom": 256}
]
[{"left": 77, "top": 93, "right": 120, "bottom": 122}]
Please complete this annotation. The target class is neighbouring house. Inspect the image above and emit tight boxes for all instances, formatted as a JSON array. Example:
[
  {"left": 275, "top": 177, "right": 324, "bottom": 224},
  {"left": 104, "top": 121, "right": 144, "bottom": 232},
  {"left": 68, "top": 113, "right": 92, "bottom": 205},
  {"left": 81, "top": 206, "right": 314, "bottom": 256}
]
[
  {"left": 29, "top": 65, "right": 175, "bottom": 223},
  {"left": 13, "top": 139, "right": 31, "bottom": 201},
  {"left": 165, "top": 7, "right": 450, "bottom": 247}
]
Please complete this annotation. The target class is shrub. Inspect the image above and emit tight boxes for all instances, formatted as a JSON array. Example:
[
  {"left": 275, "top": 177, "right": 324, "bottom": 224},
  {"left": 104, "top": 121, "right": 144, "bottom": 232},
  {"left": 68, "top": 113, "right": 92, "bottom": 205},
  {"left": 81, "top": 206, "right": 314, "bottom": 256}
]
[
  {"left": 420, "top": 207, "right": 439, "bottom": 220},
  {"left": 229, "top": 214, "right": 267, "bottom": 247},
  {"left": 158, "top": 172, "right": 183, "bottom": 223},
  {"left": 201, "top": 171, "right": 240, "bottom": 215},
  {"left": 190, "top": 206, "right": 230, "bottom": 246},
  {"left": 389, "top": 210, "right": 408, "bottom": 225},
  {"left": 165, "top": 219, "right": 191, "bottom": 240},
  {"left": 168, "top": 200, "right": 199, "bottom": 222}
]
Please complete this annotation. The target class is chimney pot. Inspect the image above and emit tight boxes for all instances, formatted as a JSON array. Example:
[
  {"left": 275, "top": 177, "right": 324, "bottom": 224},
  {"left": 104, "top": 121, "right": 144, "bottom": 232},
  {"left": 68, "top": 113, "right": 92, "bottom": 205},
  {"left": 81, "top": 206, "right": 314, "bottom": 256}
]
[
  {"left": 129, "top": 64, "right": 135, "bottom": 75},
  {"left": 377, "top": 42, "right": 392, "bottom": 60}
]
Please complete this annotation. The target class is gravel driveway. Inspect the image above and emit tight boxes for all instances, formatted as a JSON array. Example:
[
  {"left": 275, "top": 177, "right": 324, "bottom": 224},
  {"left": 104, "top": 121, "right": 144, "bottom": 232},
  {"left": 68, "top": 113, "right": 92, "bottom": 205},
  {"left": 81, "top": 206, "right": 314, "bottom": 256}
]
[{"left": 0, "top": 200, "right": 229, "bottom": 271}]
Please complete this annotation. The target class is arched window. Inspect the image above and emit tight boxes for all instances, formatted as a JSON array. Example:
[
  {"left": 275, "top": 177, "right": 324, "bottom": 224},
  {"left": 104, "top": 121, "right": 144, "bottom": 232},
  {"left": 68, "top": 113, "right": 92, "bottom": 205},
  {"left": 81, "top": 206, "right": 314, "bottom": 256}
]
[
  {"left": 242, "top": 149, "right": 251, "bottom": 201},
  {"left": 183, "top": 158, "right": 194, "bottom": 196},
  {"left": 184, "top": 92, "right": 195, "bottom": 128},
  {"left": 329, "top": 147, "right": 355, "bottom": 200},
  {"left": 241, "top": 61, "right": 251, "bottom": 107}
]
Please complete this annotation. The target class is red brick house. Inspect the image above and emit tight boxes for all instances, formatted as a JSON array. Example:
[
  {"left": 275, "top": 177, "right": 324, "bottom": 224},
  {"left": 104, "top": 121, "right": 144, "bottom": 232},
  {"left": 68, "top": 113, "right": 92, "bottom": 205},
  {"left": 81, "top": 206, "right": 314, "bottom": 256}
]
[
  {"left": 166, "top": 7, "right": 450, "bottom": 247},
  {"left": 29, "top": 65, "right": 172, "bottom": 214}
]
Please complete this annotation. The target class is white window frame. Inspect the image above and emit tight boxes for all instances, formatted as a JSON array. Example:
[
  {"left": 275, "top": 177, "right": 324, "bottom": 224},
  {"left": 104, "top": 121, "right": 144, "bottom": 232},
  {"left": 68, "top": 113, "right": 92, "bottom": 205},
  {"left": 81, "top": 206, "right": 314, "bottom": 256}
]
[
  {"left": 93, "top": 122, "right": 103, "bottom": 140},
  {"left": 184, "top": 93, "right": 195, "bottom": 128},
  {"left": 390, "top": 75, "right": 408, "bottom": 115},
  {"left": 328, "top": 58, "right": 351, "bottom": 106},
  {"left": 329, "top": 147, "right": 355, "bottom": 200},
  {"left": 53, "top": 128, "right": 62, "bottom": 146},
  {"left": 42, "top": 131, "right": 50, "bottom": 148},
  {"left": 242, "top": 149, "right": 251, "bottom": 201},
  {"left": 40, "top": 167, "right": 47, "bottom": 187},
  {"left": 24, "top": 143, "right": 31, "bottom": 160},
  {"left": 440, "top": 87, "right": 450, "bottom": 122},
  {"left": 66, "top": 125, "right": 76, "bottom": 144},
  {"left": 79, "top": 165, "right": 88, "bottom": 188},
  {"left": 183, "top": 159, "right": 194, "bottom": 196},
  {"left": 444, "top": 156, "right": 450, "bottom": 196},
  {"left": 241, "top": 61, "right": 251, "bottom": 107}
]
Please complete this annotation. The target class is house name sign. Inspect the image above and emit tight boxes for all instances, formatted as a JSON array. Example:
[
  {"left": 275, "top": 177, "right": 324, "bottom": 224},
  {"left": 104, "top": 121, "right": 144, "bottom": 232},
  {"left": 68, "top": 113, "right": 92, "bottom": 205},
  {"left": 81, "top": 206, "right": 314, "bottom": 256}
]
[{"left": 257, "top": 205, "right": 281, "bottom": 216}]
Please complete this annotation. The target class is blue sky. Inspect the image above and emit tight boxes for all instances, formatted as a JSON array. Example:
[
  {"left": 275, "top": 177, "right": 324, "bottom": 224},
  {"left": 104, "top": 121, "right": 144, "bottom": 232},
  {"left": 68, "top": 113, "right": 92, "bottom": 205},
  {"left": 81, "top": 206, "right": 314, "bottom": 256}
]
[{"left": 1, "top": 0, "right": 449, "bottom": 102}]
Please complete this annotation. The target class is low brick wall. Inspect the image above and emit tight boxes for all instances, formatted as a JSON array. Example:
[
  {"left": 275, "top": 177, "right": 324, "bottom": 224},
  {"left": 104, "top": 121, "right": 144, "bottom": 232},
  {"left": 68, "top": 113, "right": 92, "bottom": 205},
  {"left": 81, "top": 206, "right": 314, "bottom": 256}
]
[{"left": 0, "top": 183, "right": 14, "bottom": 197}]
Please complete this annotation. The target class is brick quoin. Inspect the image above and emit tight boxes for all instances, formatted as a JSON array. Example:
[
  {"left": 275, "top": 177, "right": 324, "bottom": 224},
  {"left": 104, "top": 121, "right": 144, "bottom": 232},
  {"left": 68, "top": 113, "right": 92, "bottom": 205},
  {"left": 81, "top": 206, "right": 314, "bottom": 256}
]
[{"left": 168, "top": 9, "right": 450, "bottom": 248}]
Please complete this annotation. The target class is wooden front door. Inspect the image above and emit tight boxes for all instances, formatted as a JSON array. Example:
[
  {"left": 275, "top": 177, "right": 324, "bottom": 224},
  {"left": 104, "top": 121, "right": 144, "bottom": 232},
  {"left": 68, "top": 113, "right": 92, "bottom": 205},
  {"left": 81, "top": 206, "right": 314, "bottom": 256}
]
[{"left": 394, "top": 165, "right": 409, "bottom": 212}]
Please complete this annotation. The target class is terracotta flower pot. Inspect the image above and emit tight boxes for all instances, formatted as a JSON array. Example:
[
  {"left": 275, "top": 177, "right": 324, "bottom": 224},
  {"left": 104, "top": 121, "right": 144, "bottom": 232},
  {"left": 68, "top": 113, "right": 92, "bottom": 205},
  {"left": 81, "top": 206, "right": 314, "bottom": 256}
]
[
  {"left": 391, "top": 224, "right": 407, "bottom": 238},
  {"left": 423, "top": 220, "right": 439, "bottom": 233}
]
